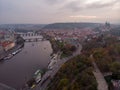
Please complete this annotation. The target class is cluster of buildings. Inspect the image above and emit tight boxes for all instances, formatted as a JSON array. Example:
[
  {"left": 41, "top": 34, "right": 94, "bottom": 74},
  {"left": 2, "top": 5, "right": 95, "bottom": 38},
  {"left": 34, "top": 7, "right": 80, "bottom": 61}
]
[
  {"left": 42, "top": 28, "right": 99, "bottom": 44},
  {"left": 0, "top": 29, "right": 16, "bottom": 54},
  {"left": 42, "top": 22, "right": 112, "bottom": 47}
]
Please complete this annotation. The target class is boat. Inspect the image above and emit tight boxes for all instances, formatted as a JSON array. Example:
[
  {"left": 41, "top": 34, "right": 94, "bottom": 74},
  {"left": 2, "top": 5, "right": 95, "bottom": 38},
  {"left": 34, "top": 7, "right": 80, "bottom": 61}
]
[
  {"left": 40, "top": 74, "right": 51, "bottom": 86},
  {"left": 4, "top": 54, "right": 13, "bottom": 60},
  {"left": 26, "top": 78, "right": 36, "bottom": 88},
  {"left": 12, "top": 51, "right": 17, "bottom": 55},
  {"left": 48, "top": 60, "right": 56, "bottom": 70},
  {"left": 17, "top": 48, "right": 22, "bottom": 52},
  {"left": 12, "top": 48, "right": 22, "bottom": 55},
  {"left": 26, "top": 69, "right": 43, "bottom": 88},
  {"left": 34, "top": 70, "right": 42, "bottom": 83}
]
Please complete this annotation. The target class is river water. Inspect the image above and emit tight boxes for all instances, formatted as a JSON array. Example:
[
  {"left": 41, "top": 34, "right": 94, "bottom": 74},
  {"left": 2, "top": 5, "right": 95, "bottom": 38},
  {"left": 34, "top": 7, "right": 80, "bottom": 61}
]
[{"left": 0, "top": 37, "right": 52, "bottom": 89}]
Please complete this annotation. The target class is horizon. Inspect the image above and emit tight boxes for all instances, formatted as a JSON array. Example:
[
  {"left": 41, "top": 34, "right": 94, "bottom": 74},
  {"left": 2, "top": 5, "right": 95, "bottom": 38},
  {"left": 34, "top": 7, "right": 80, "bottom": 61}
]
[{"left": 0, "top": 21, "right": 120, "bottom": 25}]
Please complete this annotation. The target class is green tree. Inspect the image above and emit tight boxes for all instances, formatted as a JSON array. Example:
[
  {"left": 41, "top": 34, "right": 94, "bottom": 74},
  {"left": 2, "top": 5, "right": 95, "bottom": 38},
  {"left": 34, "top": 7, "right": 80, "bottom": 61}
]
[
  {"left": 110, "top": 61, "right": 120, "bottom": 73},
  {"left": 57, "top": 78, "right": 69, "bottom": 90}
]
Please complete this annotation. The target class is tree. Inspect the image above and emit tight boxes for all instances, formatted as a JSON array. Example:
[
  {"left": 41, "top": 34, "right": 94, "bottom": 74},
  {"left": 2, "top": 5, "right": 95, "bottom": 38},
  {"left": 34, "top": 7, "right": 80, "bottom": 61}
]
[
  {"left": 110, "top": 61, "right": 120, "bottom": 73},
  {"left": 57, "top": 78, "right": 69, "bottom": 90}
]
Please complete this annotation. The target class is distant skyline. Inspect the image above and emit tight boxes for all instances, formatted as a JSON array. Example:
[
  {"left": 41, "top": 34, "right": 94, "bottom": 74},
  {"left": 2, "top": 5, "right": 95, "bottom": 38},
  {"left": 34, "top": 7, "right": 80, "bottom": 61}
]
[{"left": 0, "top": 0, "right": 120, "bottom": 24}]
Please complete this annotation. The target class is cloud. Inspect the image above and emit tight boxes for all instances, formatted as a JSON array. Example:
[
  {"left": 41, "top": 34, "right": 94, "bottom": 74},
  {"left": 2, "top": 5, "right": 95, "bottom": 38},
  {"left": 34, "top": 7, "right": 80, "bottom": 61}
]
[
  {"left": 0, "top": 0, "right": 120, "bottom": 24},
  {"left": 61, "top": 1, "right": 84, "bottom": 12},
  {"left": 86, "top": 0, "right": 120, "bottom": 9},
  {"left": 43, "top": 0, "right": 63, "bottom": 5},
  {"left": 69, "top": 15, "right": 97, "bottom": 19},
  {"left": 61, "top": 0, "right": 120, "bottom": 12}
]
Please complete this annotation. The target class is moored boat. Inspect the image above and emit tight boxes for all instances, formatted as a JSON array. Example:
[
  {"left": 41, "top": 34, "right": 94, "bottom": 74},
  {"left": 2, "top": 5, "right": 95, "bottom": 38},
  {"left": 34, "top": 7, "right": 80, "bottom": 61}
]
[
  {"left": 4, "top": 54, "right": 13, "bottom": 60},
  {"left": 34, "top": 69, "right": 42, "bottom": 83},
  {"left": 12, "top": 48, "right": 22, "bottom": 55},
  {"left": 26, "top": 69, "right": 43, "bottom": 88}
]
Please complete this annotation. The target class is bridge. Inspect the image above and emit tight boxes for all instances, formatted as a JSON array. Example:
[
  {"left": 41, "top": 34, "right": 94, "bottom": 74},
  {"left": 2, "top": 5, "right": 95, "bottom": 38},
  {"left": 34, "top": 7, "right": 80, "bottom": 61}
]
[
  {"left": 18, "top": 32, "right": 41, "bottom": 37},
  {"left": 24, "top": 38, "right": 45, "bottom": 42},
  {"left": 17, "top": 32, "right": 46, "bottom": 42}
]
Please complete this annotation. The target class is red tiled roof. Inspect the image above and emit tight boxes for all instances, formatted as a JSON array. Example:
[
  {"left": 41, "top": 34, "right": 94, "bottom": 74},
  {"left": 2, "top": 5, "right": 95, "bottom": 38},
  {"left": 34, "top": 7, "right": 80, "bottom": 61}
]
[{"left": 1, "top": 41, "right": 13, "bottom": 47}]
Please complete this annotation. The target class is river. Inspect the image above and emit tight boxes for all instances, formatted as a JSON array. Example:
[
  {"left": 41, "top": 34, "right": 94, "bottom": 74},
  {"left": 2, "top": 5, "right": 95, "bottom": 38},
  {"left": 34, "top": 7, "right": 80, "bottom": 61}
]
[{"left": 0, "top": 37, "right": 53, "bottom": 89}]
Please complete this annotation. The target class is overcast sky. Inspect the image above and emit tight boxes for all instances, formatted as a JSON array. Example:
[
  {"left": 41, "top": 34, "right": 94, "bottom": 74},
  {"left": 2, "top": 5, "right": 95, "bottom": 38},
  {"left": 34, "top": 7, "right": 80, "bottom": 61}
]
[{"left": 0, "top": 0, "right": 120, "bottom": 24}]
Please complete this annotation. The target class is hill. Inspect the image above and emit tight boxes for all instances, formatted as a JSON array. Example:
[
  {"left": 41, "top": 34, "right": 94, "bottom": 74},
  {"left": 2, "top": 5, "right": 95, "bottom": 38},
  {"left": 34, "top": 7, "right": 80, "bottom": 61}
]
[
  {"left": 42, "top": 22, "right": 101, "bottom": 30},
  {"left": 0, "top": 24, "right": 46, "bottom": 32}
]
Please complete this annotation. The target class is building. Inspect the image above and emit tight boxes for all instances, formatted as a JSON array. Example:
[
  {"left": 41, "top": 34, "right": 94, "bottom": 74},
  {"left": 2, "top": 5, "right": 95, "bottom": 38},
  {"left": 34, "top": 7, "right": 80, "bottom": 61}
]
[
  {"left": 1, "top": 41, "right": 15, "bottom": 51},
  {"left": 0, "top": 29, "right": 16, "bottom": 42}
]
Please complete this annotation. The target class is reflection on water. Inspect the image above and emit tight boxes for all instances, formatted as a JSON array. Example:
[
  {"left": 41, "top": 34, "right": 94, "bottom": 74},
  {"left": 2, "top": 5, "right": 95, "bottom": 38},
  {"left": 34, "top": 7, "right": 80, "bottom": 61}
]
[{"left": 0, "top": 40, "right": 52, "bottom": 89}]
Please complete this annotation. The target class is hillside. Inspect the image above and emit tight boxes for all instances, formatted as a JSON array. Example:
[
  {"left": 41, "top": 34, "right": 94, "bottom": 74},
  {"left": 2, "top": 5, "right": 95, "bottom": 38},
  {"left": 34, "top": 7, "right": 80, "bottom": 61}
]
[
  {"left": 0, "top": 24, "right": 46, "bottom": 32},
  {"left": 42, "top": 22, "right": 101, "bottom": 30},
  {"left": 48, "top": 55, "right": 97, "bottom": 90},
  {"left": 48, "top": 35, "right": 120, "bottom": 90}
]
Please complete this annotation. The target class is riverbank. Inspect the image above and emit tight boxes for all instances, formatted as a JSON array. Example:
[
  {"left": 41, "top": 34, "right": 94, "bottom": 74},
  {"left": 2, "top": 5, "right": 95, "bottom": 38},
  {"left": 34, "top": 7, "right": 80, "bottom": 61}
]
[
  {"left": 42, "top": 34, "right": 79, "bottom": 72},
  {"left": 0, "top": 35, "right": 25, "bottom": 61},
  {"left": 48, "top": 51, "right": 61, "bottom": 70},
  {"left": 24, "top": 51, "right": 61, "bottom": 89},
  {"left": 0, "top": 43, "right": 24, "bottom": 61}
]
